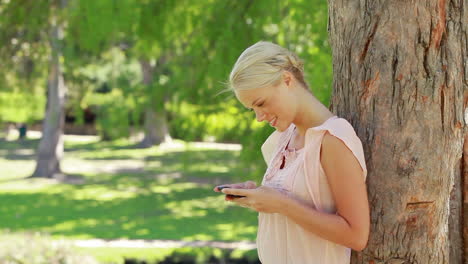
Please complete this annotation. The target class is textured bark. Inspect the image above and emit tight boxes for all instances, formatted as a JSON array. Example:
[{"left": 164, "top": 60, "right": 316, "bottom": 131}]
[
  {"left": 327, "top": 0, "right": 467, "bottom": 263},
  {"left": 138, "top": 58, "right": 171, "bottom": 148},
  {"left": 31, "top": 4, "right": 66, "bottom": 178}
]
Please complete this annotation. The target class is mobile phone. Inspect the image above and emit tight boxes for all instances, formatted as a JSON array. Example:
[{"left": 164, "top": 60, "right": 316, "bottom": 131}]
[{"left": 217, "top": 186, "right": 246, "bottom": 198}]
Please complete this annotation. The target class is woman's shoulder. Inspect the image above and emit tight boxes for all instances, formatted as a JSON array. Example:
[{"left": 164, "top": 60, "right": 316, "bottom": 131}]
[
  {"left": 306, "top": 116, "right": 358, "bottom": 139},
  {"left": 304, "top": 116, "right": 367, "bottom": 178}
]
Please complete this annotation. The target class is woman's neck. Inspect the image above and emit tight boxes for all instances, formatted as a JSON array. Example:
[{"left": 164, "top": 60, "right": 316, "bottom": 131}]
[{"left": 293, "top": 90, "right": 335, "bottom": 138}]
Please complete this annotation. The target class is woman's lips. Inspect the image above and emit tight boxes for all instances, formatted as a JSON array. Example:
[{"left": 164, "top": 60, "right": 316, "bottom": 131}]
[{"left": 269, "top": 117, "right": 277, "bottom": 127}]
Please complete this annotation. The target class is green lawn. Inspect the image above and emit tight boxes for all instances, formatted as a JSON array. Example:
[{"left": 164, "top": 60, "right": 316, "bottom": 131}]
[{"left": 0, "top": 133, "right": 259, "bottom": 262}]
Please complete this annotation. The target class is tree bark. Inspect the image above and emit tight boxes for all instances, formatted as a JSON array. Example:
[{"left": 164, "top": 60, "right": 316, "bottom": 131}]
[
  {"left": 138, "top": 58, "right": 171, "bottom": 148},
  {"left": 327, "top": 0, "right": 467, "bottom": 263},
  {"left": 139, "top": 106, "right": 170, "bottom": 148},
  {"left": 31, "top": 3, "right": 66, "bottom": 178}
]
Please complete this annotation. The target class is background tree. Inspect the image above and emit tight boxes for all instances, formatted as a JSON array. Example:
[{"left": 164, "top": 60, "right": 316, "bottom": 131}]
[
  {"left": 32, "top": 0, "right": 68, "bottom": 177},
  {"left": 0, "top": 0, "right": 69, "bottom": 178},
  {"left": 327, "top": 0, "right": 467, "bottom": 262}
]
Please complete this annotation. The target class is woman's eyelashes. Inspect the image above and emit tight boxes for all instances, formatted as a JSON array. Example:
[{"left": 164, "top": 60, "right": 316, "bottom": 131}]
[{"left": 247, "top": 101, "right": 264, "bottom": 111}]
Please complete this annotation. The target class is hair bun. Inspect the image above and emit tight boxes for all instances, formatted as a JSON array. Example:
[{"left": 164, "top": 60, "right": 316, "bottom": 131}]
[{"left": 287, "top": 53, "right": 304, "bottom": 73}]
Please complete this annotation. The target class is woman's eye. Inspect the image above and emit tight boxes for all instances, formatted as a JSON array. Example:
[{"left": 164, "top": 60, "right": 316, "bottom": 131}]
[{"left": 257, "top": 102, "right": 264, "bottom": 107}]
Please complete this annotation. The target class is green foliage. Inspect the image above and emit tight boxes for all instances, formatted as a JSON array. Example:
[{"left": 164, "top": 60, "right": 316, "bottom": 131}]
[
  {"left": 66, "top": 47, "right": 144, "bottom": 139},
  {"left": 67, "top": 0, "right": 137, "bottom": 54},
  {"left": 87, "top": 91, "right": 136, "bottom": 140},
  {"left": 0, "top": 91, "right": 45, "bottom": 123},
  {"left": 167, "top": 100, "right": 254, "bottom": 143},
  {"left": 0, "top": 0, "right": 51, "bottom": 94}
]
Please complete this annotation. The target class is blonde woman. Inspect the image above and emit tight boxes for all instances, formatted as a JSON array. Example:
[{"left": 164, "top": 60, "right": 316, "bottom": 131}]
[{"left": 214, "top": 41, "right": 370, "bottom": 264}]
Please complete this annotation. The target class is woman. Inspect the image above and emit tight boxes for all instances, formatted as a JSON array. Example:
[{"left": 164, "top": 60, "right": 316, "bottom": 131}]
[{"left": 213, "top": 41, "right": 370, "bottom": 264}]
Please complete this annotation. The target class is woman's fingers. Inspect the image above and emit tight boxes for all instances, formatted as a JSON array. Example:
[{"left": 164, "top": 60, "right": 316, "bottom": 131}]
[
  {"left": 214, "top": 182, "right": 253, "bottom": 192},
  {"left": 214, "top": 184, "right": 235, "bottom": 192},
  {"left": 244, "top": 181, "right": 257, "bottom": 189},
  {"left": 221, "top": 188, "right": 251, "bottom": 197},
  {"left": 230, "top": 183, "right": 247, "bottom": 188}
]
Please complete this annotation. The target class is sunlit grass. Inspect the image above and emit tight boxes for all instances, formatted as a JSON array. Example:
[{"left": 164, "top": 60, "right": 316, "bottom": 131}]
[{"left": 0, "top": 134, "right": 258, "bottom": 243}]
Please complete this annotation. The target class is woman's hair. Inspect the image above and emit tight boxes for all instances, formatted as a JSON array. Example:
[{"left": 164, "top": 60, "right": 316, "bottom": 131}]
[{"left": 225, "top": 41, "right": 308, "bottom": 93}]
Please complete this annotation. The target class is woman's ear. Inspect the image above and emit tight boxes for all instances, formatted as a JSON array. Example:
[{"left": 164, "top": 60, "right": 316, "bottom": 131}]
[{"left": 283, "top": 71, "right": 293, "bottom": 88}]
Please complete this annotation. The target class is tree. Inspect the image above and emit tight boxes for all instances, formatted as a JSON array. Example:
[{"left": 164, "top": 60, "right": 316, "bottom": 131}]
[
  {"left": 138, "top": 56, "right": 171, "bottom": 147},
  {"left": 0, "top": 0, "right": 136, "bottom": 177},
  {"left": 327, "top": 0, "right": 467, "bottom": 262},
  {"left": 0, "top": 0, "right": 68, "bottom": 178},
  {"left": 32, "top": 0, "right": 67, "bottom": 177}
]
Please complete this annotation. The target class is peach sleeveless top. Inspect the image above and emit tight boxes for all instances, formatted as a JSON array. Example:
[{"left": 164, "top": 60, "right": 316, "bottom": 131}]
[{"left": 257, "top": 116, "right": 367, "bottom": 264}]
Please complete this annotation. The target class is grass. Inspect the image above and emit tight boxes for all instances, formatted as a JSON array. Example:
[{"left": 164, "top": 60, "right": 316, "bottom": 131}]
[{"left": 0, "top": 132, "right": 259, "bottom": 262}]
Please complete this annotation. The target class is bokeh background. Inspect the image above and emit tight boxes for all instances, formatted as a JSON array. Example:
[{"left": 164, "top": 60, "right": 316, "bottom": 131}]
[{"left": 0, "top": 0, "right": 332, "bottom": 263}]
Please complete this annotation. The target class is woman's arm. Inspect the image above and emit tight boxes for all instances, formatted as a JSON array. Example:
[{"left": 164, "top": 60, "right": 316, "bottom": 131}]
[{"left": 280, "top": 132, "right": 369, "bottom": 251}]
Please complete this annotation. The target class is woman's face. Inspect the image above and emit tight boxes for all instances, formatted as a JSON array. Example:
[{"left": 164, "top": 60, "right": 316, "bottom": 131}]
[{"left": 235, "top": 78, "right": 297, "bottom": 132}]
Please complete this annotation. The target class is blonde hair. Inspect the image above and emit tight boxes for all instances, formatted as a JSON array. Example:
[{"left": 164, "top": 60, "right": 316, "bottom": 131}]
[{"left": 225, "top": 41, "right": 307, "bottom": 94}]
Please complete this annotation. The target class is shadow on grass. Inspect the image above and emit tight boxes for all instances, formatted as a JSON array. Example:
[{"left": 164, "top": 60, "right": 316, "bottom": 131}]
[
  {"left": 0, "top": 137, "right": 258, "bottom": 242},
  {"left": 0, "top": 184, "right": 257, "bottom": 241},
  {"left": 64, "top": 141, "right": 141, "bottom": 153},
  {"left": 0, "top": 138, "right": 39, "bottom": 161},
  {"left": 0, "top": 138, "right": 39, "bottom": 151}
]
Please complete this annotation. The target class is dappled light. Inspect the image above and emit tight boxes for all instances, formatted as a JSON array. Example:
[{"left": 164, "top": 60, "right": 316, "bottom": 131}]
[{"left": 0, "top": 135, "right": 257, "bottom": 243}]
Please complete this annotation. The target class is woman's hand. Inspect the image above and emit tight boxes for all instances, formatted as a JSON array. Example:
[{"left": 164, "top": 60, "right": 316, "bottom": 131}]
[{"left": 221, "top": 185, "right": 289, "bottom": 214}]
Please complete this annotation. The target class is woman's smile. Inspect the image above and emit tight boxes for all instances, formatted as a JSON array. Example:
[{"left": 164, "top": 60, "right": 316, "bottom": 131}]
[{"left": 269, "top": 117, "right": 277, "bottom": 127}]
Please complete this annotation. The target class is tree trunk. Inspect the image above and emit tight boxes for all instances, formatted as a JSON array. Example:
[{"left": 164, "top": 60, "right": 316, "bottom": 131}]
[
  {"left": 31, "top": 4, "right": 66, "bottom": 178},
  {"left": 138, "top": 58, "right": 171, "bottom": 148},
  {"left": 139, "top": 106, "right": 171, "bottom": 148},
  {"left": 327, "top": 0, "right": 467, "bottom": 263}
]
